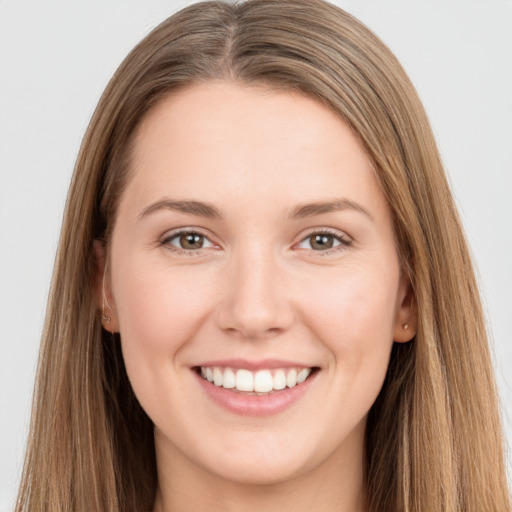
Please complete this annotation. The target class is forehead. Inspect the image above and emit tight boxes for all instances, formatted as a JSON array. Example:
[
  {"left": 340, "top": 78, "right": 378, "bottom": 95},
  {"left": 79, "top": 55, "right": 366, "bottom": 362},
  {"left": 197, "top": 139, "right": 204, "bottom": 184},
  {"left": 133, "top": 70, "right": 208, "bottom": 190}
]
[{"left": 121, "top": 81, "right": 388, "bottom": 222}]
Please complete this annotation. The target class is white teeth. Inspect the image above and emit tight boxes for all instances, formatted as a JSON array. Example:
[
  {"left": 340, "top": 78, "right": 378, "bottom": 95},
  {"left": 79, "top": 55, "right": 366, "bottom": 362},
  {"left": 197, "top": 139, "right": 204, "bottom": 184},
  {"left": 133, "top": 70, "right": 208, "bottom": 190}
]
[
  {"left": 199, "top": 366, "right": 314, "bottom": 392},
  {"left": 273, "top": 369, "right": 287, "bottom": 390},
  {"left": 297, "top": 368, "right": 311, "bottom": 384},
  {"left": 236, "top": 369, "right": 254, "bottom": 392},
  {"left": 286, "top": 368, "right": 297, "bottom": 388},
  {"left": 223, "top": 368, "right": 236, "bottom": 389},
  {"left": 213, "top": 367, "right": 223, "bottom": 387},
  {"left": 254, "top": 370, "right": 273, "bottom": 392}
]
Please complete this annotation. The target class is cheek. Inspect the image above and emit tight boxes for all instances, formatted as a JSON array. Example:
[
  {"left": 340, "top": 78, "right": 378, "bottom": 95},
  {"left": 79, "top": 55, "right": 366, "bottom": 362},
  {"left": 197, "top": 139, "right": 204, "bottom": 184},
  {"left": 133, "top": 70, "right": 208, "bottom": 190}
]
[
  {"left": 304, "top": 265, "right": 398, "bottom": 339},
  {"left": 301, "top": 263, "right": 399, "bottom": 389},
  {"left": 112, "top": 252, "right": 215, "bottom": 353},
  {"left": 109, "top": 250, "right": 218, "bottom": 408}
]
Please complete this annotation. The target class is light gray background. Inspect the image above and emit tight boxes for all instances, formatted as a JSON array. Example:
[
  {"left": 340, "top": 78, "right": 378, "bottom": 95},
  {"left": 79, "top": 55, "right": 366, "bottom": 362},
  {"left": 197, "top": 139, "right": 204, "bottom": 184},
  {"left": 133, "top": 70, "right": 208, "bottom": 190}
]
[{"left": 1, "top": 1, "right": 511, "bottom": 510}]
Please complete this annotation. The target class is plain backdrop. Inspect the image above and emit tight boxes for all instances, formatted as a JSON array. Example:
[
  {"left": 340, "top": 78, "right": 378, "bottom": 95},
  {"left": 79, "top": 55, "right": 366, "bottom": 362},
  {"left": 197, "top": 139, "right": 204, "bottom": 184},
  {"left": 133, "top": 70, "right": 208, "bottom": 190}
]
[{"left": 1, "top": 1, "right": 511, "bottom": 510}]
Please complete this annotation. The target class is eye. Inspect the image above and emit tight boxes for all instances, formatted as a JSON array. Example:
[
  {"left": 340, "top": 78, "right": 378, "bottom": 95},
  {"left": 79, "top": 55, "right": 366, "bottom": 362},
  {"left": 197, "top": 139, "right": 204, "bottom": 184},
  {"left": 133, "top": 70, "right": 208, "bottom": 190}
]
[
  {"left": 161, "top": 230, "right": 216, "bottom": 252},
  {"left": 296, "top": 229, "right": 351, "bottom": 252}
]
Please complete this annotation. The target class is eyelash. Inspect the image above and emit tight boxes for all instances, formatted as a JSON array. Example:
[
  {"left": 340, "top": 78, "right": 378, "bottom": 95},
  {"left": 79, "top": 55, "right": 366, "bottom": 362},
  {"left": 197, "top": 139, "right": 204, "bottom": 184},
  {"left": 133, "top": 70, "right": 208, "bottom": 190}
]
[
  {"left": 297, "top": 228, "right": 352, "bottom": 256},
  {"left": 158, "top": 228, "right": 216, "bottom": 256},
  {"left": 158, "top": 227, "right": 352, "bottom": 256}
]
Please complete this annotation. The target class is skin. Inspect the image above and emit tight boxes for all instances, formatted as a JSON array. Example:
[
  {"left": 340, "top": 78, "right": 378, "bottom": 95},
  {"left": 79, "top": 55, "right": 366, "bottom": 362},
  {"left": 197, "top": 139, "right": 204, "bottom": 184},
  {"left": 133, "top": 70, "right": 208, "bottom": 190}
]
[{"left": 97, "top": 81, "right": 416, "bottom": 512}]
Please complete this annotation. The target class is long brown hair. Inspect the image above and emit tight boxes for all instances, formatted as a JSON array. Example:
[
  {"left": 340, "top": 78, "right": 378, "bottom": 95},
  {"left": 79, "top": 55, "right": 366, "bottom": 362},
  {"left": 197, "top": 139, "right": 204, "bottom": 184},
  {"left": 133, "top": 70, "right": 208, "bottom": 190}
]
[{"left": 16, "top": 1, "right": 511, "bottom": 511}]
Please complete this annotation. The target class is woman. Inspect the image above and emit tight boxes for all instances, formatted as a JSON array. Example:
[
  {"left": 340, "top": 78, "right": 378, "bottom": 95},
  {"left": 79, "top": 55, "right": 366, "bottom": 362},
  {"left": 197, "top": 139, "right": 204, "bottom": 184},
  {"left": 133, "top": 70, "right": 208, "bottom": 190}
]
[{"left": 15, "top": 1, "right": 511, "bottom": 511}]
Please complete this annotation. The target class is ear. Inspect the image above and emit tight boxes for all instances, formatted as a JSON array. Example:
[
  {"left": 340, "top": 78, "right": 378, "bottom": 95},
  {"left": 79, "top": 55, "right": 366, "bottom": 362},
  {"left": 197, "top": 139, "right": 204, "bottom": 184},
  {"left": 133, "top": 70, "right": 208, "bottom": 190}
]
[
  {"left": 393, "top": 273, "right": 417, "bottom": 343},
  {"left": 93, "top": 239, "right": 119, "bottom": 333}
]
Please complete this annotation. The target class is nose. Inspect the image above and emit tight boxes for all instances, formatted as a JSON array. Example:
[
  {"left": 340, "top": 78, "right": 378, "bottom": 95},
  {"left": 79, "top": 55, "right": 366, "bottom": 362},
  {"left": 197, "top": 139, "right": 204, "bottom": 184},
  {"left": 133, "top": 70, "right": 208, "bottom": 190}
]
[{"left": 215, "top": 244, "right": 295, "bottom": 340}]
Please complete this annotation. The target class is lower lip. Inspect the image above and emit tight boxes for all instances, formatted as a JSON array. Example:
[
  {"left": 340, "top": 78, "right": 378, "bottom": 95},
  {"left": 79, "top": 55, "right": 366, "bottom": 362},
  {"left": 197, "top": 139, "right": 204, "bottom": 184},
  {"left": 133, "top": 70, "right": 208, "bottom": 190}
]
[{"left": 194, "top": 370, "right": 318, "bottom": 417}]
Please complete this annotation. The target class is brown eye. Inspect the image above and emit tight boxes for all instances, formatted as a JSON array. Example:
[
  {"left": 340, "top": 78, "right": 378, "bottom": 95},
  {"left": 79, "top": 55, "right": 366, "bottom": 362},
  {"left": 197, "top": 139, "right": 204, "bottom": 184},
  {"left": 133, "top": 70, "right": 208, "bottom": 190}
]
[
  {"left": 296, "top": 230, "right": 351, "bottom": 253},
  {"left": 163, "top": 231, "right": 215, "bottom": 252},
  {"left": 309, "top": 234, "right": 334, "bottom": 250},
  {"left": 179, "top": 233, "right": 204, "bottom": 249}
]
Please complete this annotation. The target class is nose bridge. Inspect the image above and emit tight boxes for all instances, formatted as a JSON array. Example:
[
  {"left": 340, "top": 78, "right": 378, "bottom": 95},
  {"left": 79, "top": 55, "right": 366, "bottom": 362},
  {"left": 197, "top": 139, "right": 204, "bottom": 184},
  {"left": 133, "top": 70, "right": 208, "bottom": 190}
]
[{"left": 217, "top": 240, "right": 293, "bottom": 339}]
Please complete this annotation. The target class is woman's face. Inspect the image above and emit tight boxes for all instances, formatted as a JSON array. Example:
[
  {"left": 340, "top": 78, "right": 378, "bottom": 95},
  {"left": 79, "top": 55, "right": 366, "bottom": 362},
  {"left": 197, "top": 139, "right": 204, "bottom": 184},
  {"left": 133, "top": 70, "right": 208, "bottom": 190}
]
[{"left": 103, "top": 81, "right": 414, "bottom": 485}]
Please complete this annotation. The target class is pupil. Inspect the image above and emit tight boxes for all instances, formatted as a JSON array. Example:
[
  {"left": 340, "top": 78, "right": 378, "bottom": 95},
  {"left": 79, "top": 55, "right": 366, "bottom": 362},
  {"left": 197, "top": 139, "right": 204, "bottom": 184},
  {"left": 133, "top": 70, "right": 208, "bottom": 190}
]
[
  {"left": 312, "top": 234, "right": 333, "bottom": 250},
  {"left": 180, "top": 233, "right": 203, "bottom": 249}
]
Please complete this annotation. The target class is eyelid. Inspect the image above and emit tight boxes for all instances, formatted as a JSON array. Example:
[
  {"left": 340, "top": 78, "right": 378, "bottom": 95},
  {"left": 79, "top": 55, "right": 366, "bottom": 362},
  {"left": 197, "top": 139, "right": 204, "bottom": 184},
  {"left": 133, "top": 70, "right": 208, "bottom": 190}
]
[
  {"left": 157, "top": 226, "right": 352, "bottom": 256},
  {"left": 159, "top": 227, "right": 219, "bottom": 254},
  {"left": 294, "top": 227, "right": 353, "bottom": 254}
]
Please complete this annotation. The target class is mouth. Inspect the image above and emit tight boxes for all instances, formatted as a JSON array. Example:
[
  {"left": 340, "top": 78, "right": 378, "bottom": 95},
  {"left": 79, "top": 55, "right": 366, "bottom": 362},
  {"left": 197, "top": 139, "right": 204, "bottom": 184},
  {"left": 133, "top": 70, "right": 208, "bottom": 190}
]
[
  {"left": 194, "top": 365, "right": 319, "bottom": 395},
  {"left": 192, "top": 362, "right": 320, "bottom": 416}
]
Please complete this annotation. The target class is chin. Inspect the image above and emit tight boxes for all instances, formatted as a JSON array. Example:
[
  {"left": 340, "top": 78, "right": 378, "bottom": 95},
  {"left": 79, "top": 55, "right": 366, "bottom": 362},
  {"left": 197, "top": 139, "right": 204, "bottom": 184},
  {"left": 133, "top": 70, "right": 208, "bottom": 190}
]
[
  {"left": 190, "top": 432, "right": 322, "bottom": 486},
  {"left": 204, "top": 455, "right": 310, "bottom": 486}
]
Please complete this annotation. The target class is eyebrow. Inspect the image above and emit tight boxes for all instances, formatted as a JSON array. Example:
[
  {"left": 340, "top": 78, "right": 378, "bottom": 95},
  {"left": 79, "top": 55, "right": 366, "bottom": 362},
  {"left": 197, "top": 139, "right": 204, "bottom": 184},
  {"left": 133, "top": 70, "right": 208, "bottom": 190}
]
[
  {"left": 287, "top": 198, "right": 374, "bottom": 221},
  {"left": 138, "top": 197, "right": 373, "bottom": 222},
  {"left": 138, "top": 199, "right": 222, "bottom": 220}
]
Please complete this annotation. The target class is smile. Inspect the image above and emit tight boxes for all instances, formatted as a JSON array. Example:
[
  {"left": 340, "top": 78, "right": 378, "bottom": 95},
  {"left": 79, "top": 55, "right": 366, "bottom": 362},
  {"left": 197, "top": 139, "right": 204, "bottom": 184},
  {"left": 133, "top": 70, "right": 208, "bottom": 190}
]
[
  {"left": 194, "top": 363, "right": 319, "bottom": 416},
  {"left": 199, "top": 366, "right": 313, "bottom": 394}
]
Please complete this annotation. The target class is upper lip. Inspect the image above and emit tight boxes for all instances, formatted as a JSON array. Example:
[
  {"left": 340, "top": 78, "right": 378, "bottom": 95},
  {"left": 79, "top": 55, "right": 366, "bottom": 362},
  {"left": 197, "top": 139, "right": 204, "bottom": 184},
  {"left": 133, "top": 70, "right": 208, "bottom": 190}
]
[{"left": 194, "top": 358, "right": 315, "bottom": 371}]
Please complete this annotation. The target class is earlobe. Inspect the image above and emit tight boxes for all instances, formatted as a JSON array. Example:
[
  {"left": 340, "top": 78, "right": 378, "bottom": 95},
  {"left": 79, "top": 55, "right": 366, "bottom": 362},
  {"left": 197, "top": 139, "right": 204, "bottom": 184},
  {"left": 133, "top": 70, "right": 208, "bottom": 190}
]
[
  {"left": 393, "top": 274, "right": 417, "bottom": 343},
  {"left": 93, "top": 239, "right": 120, "bottom": 332}
]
